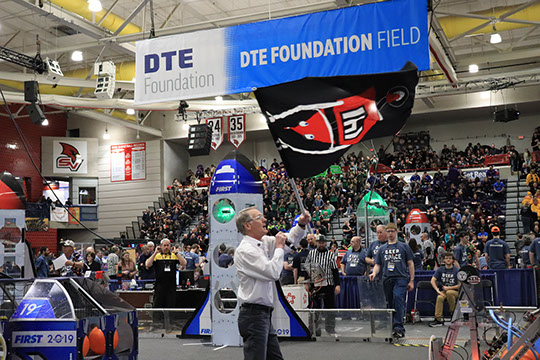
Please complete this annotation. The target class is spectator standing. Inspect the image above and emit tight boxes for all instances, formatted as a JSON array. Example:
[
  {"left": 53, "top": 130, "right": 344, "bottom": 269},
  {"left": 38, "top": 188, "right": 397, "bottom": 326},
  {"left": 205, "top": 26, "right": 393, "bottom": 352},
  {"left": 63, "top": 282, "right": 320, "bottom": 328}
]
[
  {"left": 365, "top": 225, "right": 388, "bottom": 271},
  {"left": 519, "top": 237, "right": 531, "bottom": 268},
  {"left": 184, "top": 245, "right": 200, "bottom": 271},
  {"left": 484, "top": 227, "right": 511, "bottom": 269},
  {"left": 60, "top": 240, "right": 84, "bottom": 277},
  {"left": 107, "top": 246, "right": 120, "bottom": 280},
  {"left": 118, "top": 251, "right": 137, "bottom": 280},
  {"left": 35, "top": 246, "right": 50, "bottom": 278},
  {"left": 420, "top": 233, "right": 435, "bottom": 269},
  {"left": 429, "top": 252, "right": 460, "bottom": 327},
  {"left": 85, "top": 252, "right": 102, "bottom": 272},
  {"left": 340, "top": 236, "right": 367, "bottom": 276},
  {"left": 409, "top": 238, "right": 424, "bottom": 271},
  {"left": 292, "top": 239, "right": 309, "bottom": 284},
  {"left": 521, "top": 203, "right": 533, "bottom": 234},
  {"left": 280, "top": 249, "right": 295, "bottom": 286},
  {"left": 370, "top": 223, "right": 415, "bottom": 338},
  {"left": 453, "top": 231, "right": 479, "bottom": 268},
  {"left": 529, "top": 236, "right": 540, "bottom": 304},
  {"left": 137, "top": 244, "right": 155, "bottom": 280}
]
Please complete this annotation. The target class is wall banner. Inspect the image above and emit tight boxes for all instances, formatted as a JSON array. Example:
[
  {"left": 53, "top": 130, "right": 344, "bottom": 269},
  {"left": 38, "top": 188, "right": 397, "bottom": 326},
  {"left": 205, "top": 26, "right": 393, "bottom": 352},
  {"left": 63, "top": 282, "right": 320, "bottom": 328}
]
[
  {"left": 228, "top": 115, "right": 246, "bottom": 148},
  {"left": 110, "top": 142, "right": 147, "bottom": 182},
  {"left": 135, "top": 0, "right": 429, "bottom": 104},
  {"left": 206, "top": 117, "right": 224, "bottom": 150}
]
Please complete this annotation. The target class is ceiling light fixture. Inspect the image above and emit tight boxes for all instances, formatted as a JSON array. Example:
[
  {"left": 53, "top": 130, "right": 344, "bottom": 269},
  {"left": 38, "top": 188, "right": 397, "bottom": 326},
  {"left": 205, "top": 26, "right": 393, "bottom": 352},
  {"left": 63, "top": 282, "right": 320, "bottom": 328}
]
[
  {"left": 126, "top": 108, "right": 135, "bottom": 115},
  {"left": 71, "top": 50, "right": 83, "bottom": 62},
  {"left": 41, "top": 118, "right": 49, "bottom": 126},
  {"left": 468, "top": 64, "right": 479, "bottom": 73},
  {"left": 88, "top": 0, "right": 102, "bottom": 12},
  {"left": 103, "top": 127, "right": 110, "bottom": 140},
  {"left": 490, "top": 24, "right": 502, "bottom": 44}
]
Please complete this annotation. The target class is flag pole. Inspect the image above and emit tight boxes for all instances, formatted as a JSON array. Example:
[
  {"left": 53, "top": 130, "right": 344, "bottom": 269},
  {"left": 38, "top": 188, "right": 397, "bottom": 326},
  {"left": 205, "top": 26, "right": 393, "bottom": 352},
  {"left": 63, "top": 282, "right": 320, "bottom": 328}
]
[{"left": 289, "top": 177, "right": 313, "bottom": 234}]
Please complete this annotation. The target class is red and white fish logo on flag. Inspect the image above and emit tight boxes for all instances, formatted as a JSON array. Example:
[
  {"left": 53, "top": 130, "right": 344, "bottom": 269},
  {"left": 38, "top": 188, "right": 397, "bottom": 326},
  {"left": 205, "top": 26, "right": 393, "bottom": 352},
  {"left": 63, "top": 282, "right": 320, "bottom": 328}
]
[{"left": 266, "top": 87, "right": 408, "bottom": 155}]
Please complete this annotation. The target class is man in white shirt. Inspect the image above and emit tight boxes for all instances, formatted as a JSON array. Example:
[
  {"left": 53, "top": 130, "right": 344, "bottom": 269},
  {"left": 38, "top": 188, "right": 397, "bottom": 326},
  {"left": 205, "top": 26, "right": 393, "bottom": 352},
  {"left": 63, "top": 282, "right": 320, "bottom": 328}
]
[{"left": 235, "top": 207, "right": 310, "bottom": 360}]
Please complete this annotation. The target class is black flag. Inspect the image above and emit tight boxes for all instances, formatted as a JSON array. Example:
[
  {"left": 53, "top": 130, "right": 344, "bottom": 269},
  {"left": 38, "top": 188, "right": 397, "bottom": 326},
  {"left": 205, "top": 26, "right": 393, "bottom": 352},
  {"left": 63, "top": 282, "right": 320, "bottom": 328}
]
[{"left": 254, "top": 62, "right": 419, "bottom": 178}]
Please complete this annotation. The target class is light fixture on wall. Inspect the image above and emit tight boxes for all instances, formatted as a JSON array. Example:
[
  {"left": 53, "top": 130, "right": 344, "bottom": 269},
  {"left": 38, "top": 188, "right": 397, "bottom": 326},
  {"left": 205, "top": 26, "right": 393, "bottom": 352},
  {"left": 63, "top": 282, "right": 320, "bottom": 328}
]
[
  {"left": 126, "top": 108, "right": 135, "bottom": 115},
  {"left": 103, "top": 126, "right": 110, "bottom": 140},
  {"left": 468, "top": 64, "right": 479, "bottom": 73}
]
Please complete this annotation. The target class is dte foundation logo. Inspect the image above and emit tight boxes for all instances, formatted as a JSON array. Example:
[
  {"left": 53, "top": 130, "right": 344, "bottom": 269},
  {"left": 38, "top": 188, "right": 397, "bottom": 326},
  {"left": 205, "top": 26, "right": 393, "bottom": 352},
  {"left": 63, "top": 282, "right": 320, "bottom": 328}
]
[{"left": 56, "top": 142, "right": 84, "bottom": 171}]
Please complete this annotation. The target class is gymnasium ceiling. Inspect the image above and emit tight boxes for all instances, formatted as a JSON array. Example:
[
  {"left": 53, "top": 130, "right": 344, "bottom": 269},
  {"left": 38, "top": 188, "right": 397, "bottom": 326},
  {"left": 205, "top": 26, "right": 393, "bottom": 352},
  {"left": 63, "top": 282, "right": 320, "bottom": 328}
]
[{"left": 0, "top": 0, "right": 539, "bottom": 131}]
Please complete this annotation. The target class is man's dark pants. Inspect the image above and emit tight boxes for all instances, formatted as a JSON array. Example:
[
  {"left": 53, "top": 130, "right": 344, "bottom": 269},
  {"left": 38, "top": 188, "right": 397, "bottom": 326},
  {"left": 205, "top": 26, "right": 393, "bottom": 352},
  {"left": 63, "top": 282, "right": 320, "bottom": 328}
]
[
  {"left": 382, "top": 277, "right": 408, "bottom": 332},
  {"left": 238, "top": 304, "right": 283, "bottom": 360},
  {"left": 153, "top": 283, "right": 177, "bottom": 326},
  {"left": 312, "top": 285, "right": 336, "bottom": 333}
]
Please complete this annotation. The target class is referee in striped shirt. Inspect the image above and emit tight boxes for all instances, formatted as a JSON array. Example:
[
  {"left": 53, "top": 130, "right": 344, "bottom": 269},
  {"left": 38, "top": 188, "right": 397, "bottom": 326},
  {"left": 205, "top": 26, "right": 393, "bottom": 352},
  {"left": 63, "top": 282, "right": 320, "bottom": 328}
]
[{"left": 306, "top": 235, "right": 341, "bottom": 335}]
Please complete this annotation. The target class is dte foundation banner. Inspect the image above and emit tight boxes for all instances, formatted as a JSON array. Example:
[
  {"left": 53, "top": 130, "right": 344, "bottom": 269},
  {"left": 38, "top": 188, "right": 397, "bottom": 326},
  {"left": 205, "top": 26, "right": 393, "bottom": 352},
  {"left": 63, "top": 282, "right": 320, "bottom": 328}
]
[{"left": 135, "top": 0, "right": 428, "bottom": 105}]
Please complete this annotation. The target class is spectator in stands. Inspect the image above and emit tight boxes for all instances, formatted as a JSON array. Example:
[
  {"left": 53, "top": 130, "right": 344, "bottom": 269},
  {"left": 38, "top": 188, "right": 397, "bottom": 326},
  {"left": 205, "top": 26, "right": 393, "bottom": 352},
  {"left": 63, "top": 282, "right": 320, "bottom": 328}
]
[
  {"left": 526, "top": 169, "right": 539, "bottom": 186},
  {"left": 60, "top": 240, "right": 84, "bottom": 277},
  {"left": 484, "top": 227, "right": 511, "bottom": 269},
  {"left": 340, "top": 236, "right": 367, "bottom": 276},
  {"left": 342, "top": 220, "right": 353, "bottom": 244},
  {"left": 370, "top": 223, "right": 415, "bottom": 338},
  {"left": 85, "top": 252, "right": 102, "bottom": 272},
  {"left": 429, "top": 252, "right": 460, "bottom": 327},
  {"left": 35, "top": 246, "right": 50, "bottom": 278},
  {"left": 493, "top": 179, "right": 506, "bottom": 200},
  {"left": 521, "top": 203, "right": 534, "bottom": 234},
  {"left": 184, "top": 244, "right": 200, "bottom": 271},
  {"left": 107, "top": 246, "right": 120, "bottom": 280}
]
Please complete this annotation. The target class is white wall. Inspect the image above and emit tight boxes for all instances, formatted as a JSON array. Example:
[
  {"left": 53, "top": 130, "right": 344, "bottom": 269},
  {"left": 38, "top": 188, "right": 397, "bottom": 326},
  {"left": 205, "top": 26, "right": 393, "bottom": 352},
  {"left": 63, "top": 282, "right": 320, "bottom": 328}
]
[{"left": 163, "top": 140, "right": 189, "bottom": 186}]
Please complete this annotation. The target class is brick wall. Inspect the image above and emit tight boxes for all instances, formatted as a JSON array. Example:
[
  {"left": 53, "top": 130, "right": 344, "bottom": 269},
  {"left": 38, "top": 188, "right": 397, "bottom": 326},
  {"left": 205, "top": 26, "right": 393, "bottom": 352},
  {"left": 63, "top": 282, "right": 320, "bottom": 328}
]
[
  {"left": 0, "top": 105, "right": 67, "bottom": 202},
  {"left": 26, "top": 229, "right": 58, "bottom": 254}
]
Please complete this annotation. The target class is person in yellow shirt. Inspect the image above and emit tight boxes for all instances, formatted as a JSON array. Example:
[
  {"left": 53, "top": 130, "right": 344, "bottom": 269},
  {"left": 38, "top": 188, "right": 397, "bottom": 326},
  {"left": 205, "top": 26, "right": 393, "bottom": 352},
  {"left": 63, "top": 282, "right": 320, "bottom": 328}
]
[
  {"left": 527, "top": 171, "right": 539, "bottom": 186},
  {"left": 522, "top": 192, "right": 534, "bottom": 207},
  {"left": 531, "top": 198, "right": 540, "bottom": 219}
]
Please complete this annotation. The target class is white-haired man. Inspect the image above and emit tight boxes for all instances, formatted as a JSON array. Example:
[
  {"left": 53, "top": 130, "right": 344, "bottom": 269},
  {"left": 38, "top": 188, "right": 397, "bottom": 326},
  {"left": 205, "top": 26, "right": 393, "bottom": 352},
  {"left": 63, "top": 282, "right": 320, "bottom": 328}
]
[{"left": 235, "top": 207, "right": 310, "bottom": 360}]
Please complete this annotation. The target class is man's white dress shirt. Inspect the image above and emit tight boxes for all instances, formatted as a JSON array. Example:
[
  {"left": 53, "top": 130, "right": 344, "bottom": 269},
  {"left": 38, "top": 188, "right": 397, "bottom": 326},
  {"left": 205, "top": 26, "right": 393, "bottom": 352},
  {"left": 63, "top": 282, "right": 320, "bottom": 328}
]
[{"left": 236, "top": 225, "right": 306, "bottom": 307}]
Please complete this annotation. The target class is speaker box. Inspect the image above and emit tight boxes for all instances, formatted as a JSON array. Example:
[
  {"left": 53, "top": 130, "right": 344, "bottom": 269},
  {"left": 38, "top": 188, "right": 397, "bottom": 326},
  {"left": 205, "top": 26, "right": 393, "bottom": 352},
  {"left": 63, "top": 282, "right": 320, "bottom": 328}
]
[
  {"left": 25, "top": 103, "right": 46, "bottom": 124},
  {"left": 187, "top": 124, "right": 212, "bottom": 156},
  {"left": 24, "top": 81, "right": 39, "bottom": 103},
  {"left": 494, "top": 108, "right": 520, "bottom": 122}
]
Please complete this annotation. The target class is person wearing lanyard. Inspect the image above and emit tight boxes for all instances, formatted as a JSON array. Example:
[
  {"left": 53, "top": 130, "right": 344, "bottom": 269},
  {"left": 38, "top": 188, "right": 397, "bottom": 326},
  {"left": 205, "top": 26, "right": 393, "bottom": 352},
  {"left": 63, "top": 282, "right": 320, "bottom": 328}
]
[
  {"left": 146, "top": 238, "right": 187, "bottom": 310},
  {"left": 369, "top": 222, "right": 415, "bottom": 338},
  {"left": 235, "top": 207, "right": 310, "bottom": 360}
]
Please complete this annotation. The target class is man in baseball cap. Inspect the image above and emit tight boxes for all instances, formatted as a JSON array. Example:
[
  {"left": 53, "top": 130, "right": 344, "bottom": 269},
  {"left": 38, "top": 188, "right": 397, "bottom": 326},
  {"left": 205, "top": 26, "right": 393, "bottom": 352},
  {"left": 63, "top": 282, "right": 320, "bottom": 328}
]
[
  {"left": 61, "top": 239, "right": 84, "bottom": 276},
  {"left": 484, "top": 226, "right": 511, "bottom": 269}
]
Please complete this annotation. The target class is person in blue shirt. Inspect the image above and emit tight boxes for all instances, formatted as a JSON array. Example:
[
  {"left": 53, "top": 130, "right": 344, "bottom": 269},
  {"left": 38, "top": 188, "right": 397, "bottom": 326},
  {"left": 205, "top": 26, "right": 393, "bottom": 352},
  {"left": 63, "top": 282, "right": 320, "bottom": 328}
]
[
  {"left": 341, "top": 236, "right": 367, "bottom": 276},
  {"left": 408, "top": 238, "right": 423, "bottom": 271},
  {"left": 410, "top": 171, "right": 421, "bottom": 183},
  {"left": 183, "top": 245, "right": 200, "bottom": 270},
  {"left": 519, "top": 237, "right": 531, "bottom": 268},
  {"left": 429, "top": 252, "right": 460, "bottom": 327},
  {"left": 484, "top": 226, "right": 510, "bottom": 269},
  {"left": 366, "top": 225, "right": 387, "bottom": 277},
  {"left": 453, "top": 231, "right": 479, "bottom": 268},
  {"left": 530, "top": 236, "right": 540, "bottom": 305},
  {"left": 370, "top": 223, "right": 415, "bottom": 339},
  {"left": 493, "top": 179, "right": 505, "bottom": 200},
  {"left": 35, "top": 246, "right": 50, "bottom": 278}
]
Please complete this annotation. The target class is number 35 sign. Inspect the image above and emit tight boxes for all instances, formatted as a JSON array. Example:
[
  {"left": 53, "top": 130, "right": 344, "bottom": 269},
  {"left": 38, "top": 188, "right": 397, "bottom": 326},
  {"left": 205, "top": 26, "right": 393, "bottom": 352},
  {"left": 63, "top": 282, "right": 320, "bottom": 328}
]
[{"left": 228, "top": 115, "right": 246, "bottom": 148}]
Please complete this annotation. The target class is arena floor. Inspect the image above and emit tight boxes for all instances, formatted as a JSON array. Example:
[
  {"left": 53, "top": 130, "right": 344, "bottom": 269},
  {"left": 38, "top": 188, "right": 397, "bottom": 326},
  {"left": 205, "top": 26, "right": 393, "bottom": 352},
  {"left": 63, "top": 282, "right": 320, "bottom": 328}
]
[{"left": 139, "top": 322, "right": 476, "bottom": 359}]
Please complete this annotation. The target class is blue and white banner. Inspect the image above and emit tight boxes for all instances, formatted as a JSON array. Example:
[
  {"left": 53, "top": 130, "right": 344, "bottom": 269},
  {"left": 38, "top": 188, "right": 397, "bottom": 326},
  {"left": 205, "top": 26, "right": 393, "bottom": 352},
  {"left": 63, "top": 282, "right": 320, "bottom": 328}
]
[{"left": 135, "top": 0, "right": 428, "bottom": 104}]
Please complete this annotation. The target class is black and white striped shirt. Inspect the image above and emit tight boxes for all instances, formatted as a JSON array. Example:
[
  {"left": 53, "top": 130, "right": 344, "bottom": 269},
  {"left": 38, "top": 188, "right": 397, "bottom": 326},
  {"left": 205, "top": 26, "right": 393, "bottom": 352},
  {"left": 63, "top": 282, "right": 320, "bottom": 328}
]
[{"left": 306, "top": 248, "right": 338, "bottom": 286}]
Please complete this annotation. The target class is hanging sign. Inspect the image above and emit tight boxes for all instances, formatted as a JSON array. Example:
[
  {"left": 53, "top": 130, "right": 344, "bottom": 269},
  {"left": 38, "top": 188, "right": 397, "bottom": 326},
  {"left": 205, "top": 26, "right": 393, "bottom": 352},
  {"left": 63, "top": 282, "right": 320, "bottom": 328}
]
[
  {"left": 228, "top": 115, "right": 246, "bottom": 148},
  {"left": 110, "top": 142, "right": 147, "bottom": 182},
  {"left": 206, "top": 117, "right": 223, "bottom": 150},
  {"left": 135, "top": 0, "right": 429, "bottom": 104}
]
